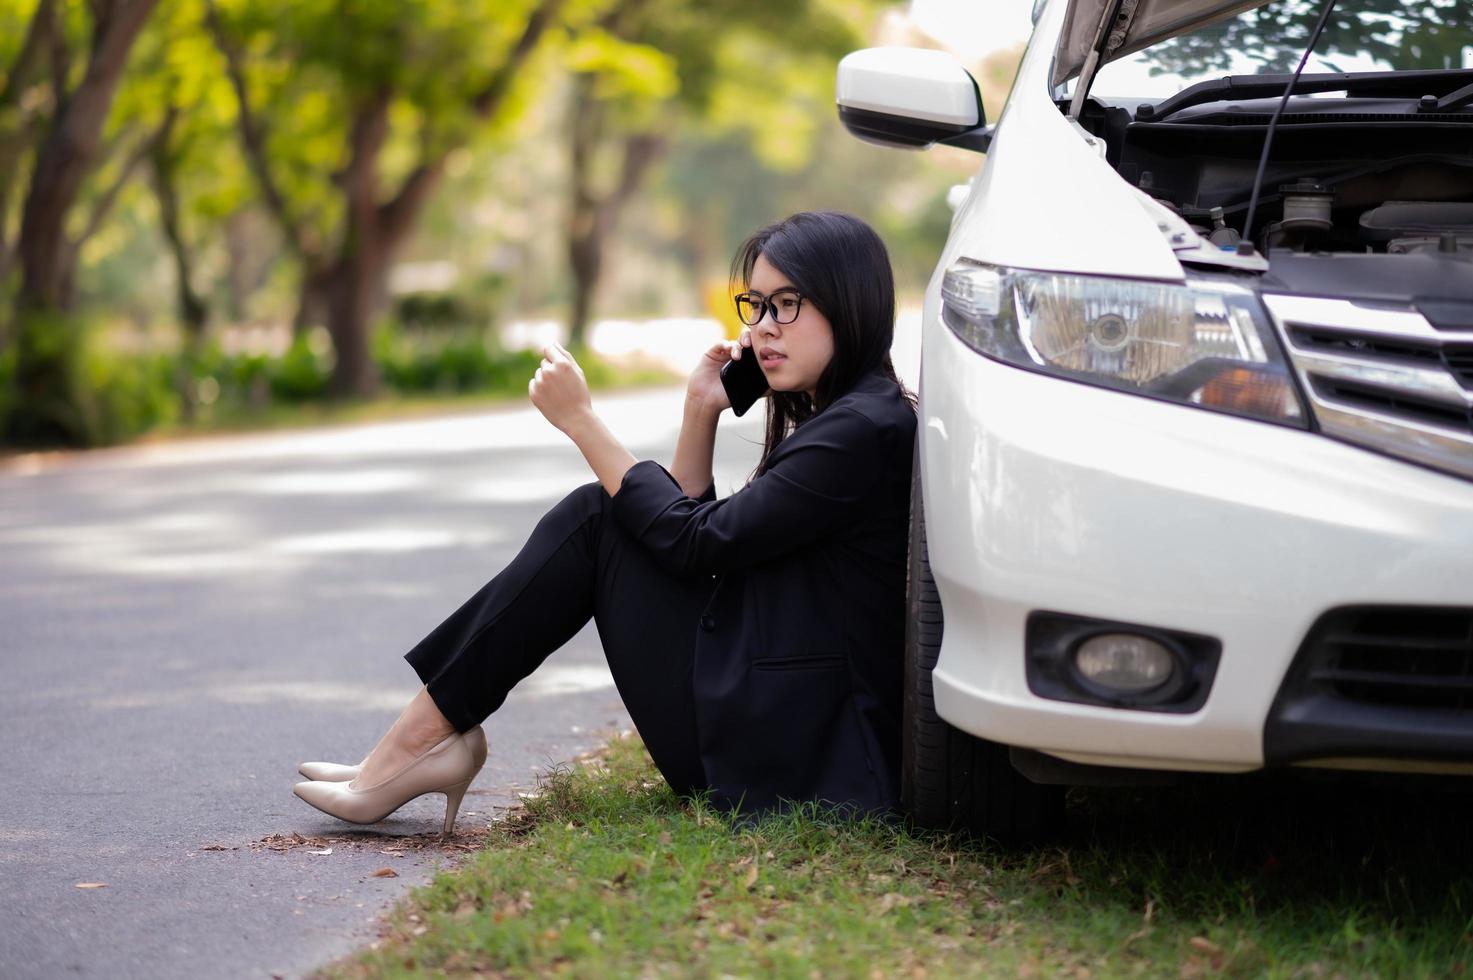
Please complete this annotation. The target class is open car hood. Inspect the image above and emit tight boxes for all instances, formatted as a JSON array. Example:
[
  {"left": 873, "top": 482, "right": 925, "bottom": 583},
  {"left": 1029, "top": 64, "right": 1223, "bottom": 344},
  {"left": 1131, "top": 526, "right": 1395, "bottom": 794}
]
[{"left": 1052, "top": 0, "right": 1273, "bottom": 88}]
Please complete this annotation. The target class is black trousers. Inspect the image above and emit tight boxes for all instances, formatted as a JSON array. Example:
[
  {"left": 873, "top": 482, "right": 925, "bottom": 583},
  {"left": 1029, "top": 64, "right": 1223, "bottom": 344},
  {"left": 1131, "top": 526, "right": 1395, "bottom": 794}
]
[{"left": 404, "top": 482, "right": 716, "bottom": 797}]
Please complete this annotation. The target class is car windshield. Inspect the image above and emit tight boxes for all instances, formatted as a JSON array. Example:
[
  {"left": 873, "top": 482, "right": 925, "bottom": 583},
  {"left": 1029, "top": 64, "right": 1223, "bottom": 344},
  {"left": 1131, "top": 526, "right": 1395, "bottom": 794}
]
[{"left": 1090, "top": 0, "right": 1473, "bottom": 99}]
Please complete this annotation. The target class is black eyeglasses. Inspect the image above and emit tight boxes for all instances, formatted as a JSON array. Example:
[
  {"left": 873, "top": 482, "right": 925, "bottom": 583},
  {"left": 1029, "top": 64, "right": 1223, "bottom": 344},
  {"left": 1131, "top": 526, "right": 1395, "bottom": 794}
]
[{"left": 734, "top": 289, "right": 806, "bottom": 326}]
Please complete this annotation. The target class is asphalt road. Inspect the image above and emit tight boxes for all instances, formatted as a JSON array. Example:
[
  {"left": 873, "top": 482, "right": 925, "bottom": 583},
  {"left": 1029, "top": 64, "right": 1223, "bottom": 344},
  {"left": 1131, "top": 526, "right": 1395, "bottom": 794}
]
[{"left": 0, "top": 384, "right": 765, "bottom": 979}]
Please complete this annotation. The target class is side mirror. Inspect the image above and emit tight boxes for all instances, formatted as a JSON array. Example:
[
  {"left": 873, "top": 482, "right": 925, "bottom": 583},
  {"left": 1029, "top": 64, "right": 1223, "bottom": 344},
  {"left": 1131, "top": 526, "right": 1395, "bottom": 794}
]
[{"left": 836, "top": 48, "right": 991, "bottom": 153}]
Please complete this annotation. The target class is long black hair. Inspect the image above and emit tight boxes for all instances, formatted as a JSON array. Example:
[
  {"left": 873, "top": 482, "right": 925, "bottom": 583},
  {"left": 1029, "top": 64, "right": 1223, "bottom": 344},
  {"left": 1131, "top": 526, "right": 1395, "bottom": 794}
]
[{"left": 731, "top": 211, "right": 917, "bottom": 477}]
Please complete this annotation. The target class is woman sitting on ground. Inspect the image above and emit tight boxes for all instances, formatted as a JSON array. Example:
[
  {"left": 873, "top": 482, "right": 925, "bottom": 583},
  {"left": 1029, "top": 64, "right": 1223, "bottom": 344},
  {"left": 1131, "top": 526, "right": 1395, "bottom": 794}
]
[{"left": 292, "top": 210, "right": 918, "bottom": 830}]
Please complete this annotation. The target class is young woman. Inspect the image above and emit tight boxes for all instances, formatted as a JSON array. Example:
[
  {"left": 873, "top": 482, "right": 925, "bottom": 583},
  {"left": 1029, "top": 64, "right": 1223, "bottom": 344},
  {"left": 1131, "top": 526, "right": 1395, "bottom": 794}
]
[{"left": 292, "top": 211, "right": 918, "bottom": 832}]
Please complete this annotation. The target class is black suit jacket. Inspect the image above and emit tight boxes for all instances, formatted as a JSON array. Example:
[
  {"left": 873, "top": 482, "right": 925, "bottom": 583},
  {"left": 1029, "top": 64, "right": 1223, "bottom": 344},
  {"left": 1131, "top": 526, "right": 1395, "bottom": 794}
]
[{"left": 612, "top": 367, "right": 917, "bottom": 817}]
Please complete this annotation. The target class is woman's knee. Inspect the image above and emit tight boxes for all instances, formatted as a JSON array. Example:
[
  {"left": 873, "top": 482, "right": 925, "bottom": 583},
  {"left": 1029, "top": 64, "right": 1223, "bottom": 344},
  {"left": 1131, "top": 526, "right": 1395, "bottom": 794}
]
[
  {"left": 552, "top": 480, "right": 604, "bottom": 509},
  {"left": 536, "top": 481, "right": 608, "bottom": 537},
  {"left": 566, "top": 480, "right": 609, "bottom": 515},
  {"left": 578, "top": 480, "right": 609, "bottom": 503}
]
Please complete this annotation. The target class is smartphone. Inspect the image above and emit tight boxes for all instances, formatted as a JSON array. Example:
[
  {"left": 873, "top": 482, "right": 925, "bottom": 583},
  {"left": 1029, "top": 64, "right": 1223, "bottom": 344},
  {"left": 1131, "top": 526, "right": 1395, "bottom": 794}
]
[{"left": 720, "top": 349, "right": 769, "bottom": 417}]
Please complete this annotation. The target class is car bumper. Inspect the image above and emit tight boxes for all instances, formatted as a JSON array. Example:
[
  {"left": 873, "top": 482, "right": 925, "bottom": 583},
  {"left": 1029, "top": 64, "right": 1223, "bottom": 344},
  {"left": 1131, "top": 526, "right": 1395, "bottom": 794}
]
[{"left": 920, "top": 313, "right": 1473, "bottom": 772}]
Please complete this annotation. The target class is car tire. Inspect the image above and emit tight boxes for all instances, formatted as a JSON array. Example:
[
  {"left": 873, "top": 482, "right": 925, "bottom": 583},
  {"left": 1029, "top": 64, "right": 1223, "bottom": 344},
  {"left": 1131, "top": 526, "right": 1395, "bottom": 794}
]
[{"left": 902, "top": 449, "right": 1064, "bottom": 845}]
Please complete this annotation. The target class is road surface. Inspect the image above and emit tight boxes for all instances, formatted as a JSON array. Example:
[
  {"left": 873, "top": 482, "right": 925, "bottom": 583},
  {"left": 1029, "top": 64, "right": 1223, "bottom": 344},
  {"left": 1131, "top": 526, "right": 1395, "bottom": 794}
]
[{"left": 0, "top": 384, "right": 767, "bottom": 979}]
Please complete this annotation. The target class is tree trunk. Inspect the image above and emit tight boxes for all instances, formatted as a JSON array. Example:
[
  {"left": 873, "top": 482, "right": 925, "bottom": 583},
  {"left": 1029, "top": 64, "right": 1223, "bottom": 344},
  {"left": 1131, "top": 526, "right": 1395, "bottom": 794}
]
[
  {"left": 5, "top": 0, "right": 159, "bottom": 447},
  {"left": 565, "top": 81, "right": 604, "bottom": 350},
  {"left": 0, "top": 0, "right": 58, "bottom": 300},
  {"left": 321, "top": 250, "right": 387, "bottom": 399},
  {"left": 151, "top": 110, "right": 209, "bottom": 422},
  {"left": 153, "top": 178, "right": 207, "bottom": 337},
  {"left": 316, "top": 88, "right": 455, "bottom": 399},
  {"left": 567, "top": 230, "right": 600, "bottom": 352},
  {"left": 567, "top": 192, "right": 602, "bottom": 351},
  {"left": 16, "top": 0, "right": 158, "bottom": 313},
  {"left": 293, "top": 264, "right": 331, "bottom": 336},
  {"left": 565, "top": 81, "right": 667, "bottom": 350},
  {"left": 321, "top": 91, "right": 392, "bottom": 399}
]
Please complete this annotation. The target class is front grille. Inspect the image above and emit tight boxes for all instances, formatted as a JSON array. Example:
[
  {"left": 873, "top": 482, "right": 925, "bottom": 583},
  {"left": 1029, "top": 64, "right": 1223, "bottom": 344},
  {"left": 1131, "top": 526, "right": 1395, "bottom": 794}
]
[
  {"left": 1287, "top": 325, "right": 1443, "bottom": 366},
  {"left": 1263, "top": 606, "right": 1473, "bottom": 766},
  {"left": 1305, "top": 607, "right": 1473, "bottom": 714},
  {"left": 1447, "top": 345, "right": 1473, "bottom": 388},
  {"left": 1264, "top": 294, "right": 1473, "bottom": 482},
  {"left": 1312, "top": 377, "right": 1471, "bottom": 429}
]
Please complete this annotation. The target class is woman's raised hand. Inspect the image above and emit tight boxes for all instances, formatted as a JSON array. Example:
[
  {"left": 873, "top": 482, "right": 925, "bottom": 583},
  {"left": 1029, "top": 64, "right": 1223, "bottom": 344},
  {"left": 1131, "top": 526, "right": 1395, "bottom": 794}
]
[
  {"left": 529, "top": 343, "right": 594, "bottom": 434},
  {"left": 687, "top": 327, "right": 754, "bottom": 414}
]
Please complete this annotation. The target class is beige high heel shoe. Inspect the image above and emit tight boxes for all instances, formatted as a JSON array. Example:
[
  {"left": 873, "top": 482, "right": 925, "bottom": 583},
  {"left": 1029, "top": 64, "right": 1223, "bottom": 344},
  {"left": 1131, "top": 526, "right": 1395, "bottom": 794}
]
[
  {"left": 292, "top": 731, "right": 484, "bottom": 834},
  {"left": 299, "top": 726, "right": 487, "bottom": 782}
]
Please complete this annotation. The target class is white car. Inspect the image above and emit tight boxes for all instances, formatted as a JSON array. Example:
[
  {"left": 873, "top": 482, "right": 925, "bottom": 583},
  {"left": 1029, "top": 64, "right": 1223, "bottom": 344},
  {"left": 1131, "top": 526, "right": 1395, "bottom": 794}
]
[{"left": 837, "top": 0, "right": 1473, "bottom": 840}]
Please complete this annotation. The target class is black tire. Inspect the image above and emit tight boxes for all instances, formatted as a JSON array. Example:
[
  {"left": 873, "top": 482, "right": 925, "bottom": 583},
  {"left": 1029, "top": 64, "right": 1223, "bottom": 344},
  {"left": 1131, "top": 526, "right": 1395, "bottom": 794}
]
[{"left": 902, "top": 448, "right": 1064, "bottom": 845}]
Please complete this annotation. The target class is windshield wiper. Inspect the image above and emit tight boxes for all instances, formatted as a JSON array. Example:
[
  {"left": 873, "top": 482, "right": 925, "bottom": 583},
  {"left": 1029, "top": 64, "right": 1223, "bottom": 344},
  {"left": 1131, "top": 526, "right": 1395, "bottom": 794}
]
[
  {"left": 1426, "top": 80, "right": 1473, "bottom": 113},
  {"left": 1135, "top": 68, "right": 1473, "bottom": 122}
]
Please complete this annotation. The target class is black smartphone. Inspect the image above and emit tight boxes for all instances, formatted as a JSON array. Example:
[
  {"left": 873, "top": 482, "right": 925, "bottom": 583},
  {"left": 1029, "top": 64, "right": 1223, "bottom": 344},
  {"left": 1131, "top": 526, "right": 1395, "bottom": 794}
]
[{"left": 720, "top": 349, "right": 769, "bottom": 417}]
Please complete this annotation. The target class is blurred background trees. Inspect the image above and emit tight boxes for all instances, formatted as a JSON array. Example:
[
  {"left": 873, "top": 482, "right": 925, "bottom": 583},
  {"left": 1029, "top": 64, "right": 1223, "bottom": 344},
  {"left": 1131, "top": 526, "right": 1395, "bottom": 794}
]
[
  {"left": 559, "top": 0, "right": 858, "bottom": 348},
  {"left": 3, "top": 0, "right": 160, "bottom": 443},
  {"left": 204, "top": 0, "right": 564, "bottom": 397},
  {"left": 0, "top": 0, "right": 1022, "bottom": 449}
]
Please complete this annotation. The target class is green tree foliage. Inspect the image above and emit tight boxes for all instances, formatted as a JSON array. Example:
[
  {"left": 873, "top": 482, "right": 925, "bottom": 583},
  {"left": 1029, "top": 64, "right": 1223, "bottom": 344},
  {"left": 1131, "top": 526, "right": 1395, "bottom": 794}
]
[
  {"left": 87, "top": 0, "right": 255, "bottom": 421},
  {"left": 612, "top": 32, "right": 1024, "bottom": 319},
  {"left": 561, "top": 0, "right": 871, "bottom": 347},
  {"left": 2, "top": 0, "right": 263, "bottom": 444},
  {"left": 205, "top": 0, "right": 566, "bottom": 397},
  {"left": 0, "top": 0, "right": 1017, "bottom": 449}
]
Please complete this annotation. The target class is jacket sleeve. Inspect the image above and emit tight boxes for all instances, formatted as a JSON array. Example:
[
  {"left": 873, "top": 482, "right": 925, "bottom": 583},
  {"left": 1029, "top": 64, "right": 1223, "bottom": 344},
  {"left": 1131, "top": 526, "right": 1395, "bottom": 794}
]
[{"left": 611, "top": 406, "right": 891, "bottom": 576}]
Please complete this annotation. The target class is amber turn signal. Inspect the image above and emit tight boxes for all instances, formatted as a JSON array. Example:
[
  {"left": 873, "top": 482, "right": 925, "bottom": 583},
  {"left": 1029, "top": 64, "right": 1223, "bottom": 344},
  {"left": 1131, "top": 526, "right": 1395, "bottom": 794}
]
[{"left": 1195, "top": 366, "right": 1297, "bottom": 417}]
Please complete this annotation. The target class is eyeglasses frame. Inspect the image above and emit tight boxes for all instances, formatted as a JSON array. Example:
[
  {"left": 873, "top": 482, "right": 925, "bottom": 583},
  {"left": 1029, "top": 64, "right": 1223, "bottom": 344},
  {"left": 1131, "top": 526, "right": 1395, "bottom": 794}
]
[{"left": 733, "top": 288, "right": 807, "bottom": 327}]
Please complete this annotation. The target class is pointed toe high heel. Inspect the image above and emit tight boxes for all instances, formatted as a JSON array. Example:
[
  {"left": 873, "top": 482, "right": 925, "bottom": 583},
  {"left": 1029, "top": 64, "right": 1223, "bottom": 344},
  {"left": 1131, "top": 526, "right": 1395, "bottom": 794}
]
[
  {"left": 299, "top": 726, "right": 487, "bottom": 782},
  {"left": 293, "top": 730, "right": 486, "bottom": 834}
]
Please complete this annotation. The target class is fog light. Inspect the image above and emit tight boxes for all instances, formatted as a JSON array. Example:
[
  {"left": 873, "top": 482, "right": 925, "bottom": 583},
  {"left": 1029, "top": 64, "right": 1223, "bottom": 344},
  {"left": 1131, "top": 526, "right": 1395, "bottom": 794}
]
[
  {"left": 1073, "top": 634, "right": 1175, "bottom": 692},
  {"left": 1027, "top": 612, "right": 1219, "bottom": 712}
]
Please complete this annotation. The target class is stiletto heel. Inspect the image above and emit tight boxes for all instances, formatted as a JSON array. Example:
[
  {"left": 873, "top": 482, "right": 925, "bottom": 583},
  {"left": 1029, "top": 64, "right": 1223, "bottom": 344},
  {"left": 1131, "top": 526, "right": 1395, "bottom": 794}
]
[{"left": 441, "top": 778, "right": 474, "bottom": 835}]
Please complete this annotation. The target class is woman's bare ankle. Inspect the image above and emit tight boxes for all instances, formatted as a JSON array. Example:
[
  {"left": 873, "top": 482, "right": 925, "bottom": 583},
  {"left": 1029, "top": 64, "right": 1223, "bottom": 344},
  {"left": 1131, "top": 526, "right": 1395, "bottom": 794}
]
[
  {"left": 401, "top": 686, "right": 456, "bottom": 749},
  {"left": 354, "top": 688, "right": 457, "bottom": 787},
  {"left": 363, "top": 692, "right": 450, "bottom": 766}
]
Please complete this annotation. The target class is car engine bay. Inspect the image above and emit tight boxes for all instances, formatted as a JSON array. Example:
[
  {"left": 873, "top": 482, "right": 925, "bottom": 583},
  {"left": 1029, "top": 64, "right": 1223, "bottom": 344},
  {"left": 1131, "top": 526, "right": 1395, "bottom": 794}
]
[{"left": 1077, "top": 70, "right": 1473, "bottom": 278}]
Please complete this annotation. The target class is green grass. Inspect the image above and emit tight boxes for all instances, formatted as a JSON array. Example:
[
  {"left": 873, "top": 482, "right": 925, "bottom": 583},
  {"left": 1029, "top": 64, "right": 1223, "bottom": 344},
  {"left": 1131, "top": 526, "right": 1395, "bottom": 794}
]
[
  {"left": 152, "top": 360, "right": 680, "bottom": 439},
  {"left": 323, "top": 734, "right": 1473, "bottom": 978}
]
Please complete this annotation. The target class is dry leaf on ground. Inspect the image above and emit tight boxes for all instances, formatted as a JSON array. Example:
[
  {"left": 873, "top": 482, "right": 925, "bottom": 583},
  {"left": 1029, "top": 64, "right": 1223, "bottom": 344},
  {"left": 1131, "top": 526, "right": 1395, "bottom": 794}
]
[{"left": 250, "top": 828, "right": 491, "bottom": 855}]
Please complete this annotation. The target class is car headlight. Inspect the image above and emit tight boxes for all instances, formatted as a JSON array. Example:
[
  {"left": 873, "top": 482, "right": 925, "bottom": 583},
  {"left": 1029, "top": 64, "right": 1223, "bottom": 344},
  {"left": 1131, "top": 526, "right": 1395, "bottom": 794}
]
[{"left": 940, "top": 261, "right": 1307, "bottom": 427}]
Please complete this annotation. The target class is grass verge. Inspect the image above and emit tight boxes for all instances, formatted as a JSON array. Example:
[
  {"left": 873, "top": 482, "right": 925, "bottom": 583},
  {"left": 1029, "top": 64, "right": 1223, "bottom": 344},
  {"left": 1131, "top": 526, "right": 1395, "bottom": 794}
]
[
  {"left": 147, "top": 361, "right": 682, "bottom": 441},
  {"left": 0, "top": 360, "right": 682, "bottom": 465},
  {"left": 322, "top": 734, "right": 1472, "bottom": 978}
]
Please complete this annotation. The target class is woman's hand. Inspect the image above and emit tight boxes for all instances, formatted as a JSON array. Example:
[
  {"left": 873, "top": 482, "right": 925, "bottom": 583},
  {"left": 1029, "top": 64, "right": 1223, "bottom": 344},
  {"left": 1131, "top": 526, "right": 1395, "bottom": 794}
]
[
  {"left": 529, "top": 343, "right": 594, "bottom": 434},
  {"left": 686, "top": 326, "right": 755, "bottom": 414}
]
